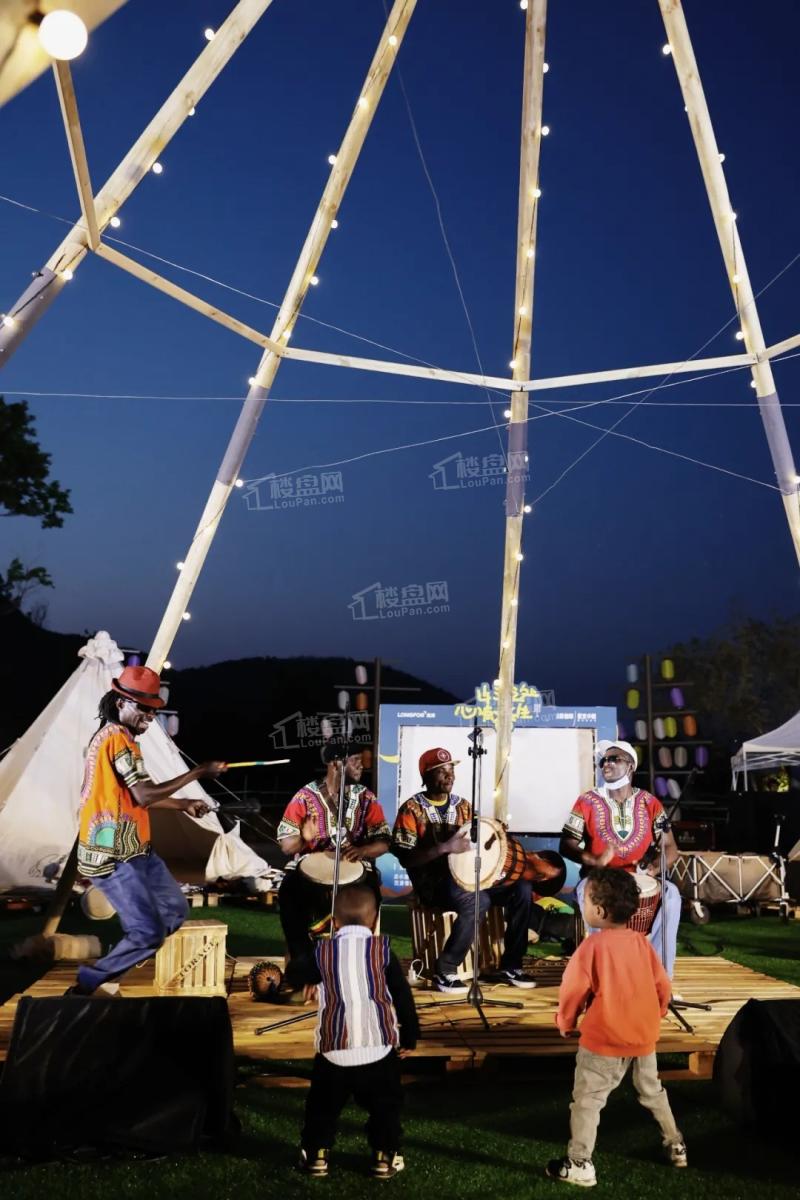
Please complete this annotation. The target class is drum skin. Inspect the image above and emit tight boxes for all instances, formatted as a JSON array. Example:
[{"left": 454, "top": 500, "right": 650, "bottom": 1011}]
[
  {"left": 298, "top": 851, "right": 365, "bottom": 887},
  {"left": 449, "top": 821, "right": 567, "bottom": 897}
]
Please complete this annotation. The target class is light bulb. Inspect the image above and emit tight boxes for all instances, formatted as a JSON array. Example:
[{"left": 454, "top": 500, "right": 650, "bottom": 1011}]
[
  {"left": 504, "top": 409, "right": 512, "bottom": 418},
  {"left": 2, "top": 315, "right": 17, "bottom": 328},
  {"left": 176, "top": 561, "right": 185, "bottom": 570},
  {"left": 204, "top": 28, "right": 215, "bottom": 41},
  {"left": 531, "top": 187, "right": 541, "bottom": 199},
  {"left": 520, "top": 0, "right": 528, "bottom": 9},
  {"left": 61, "top": 269, "right": 73, "bottom": 281},
  {"left": 38, "top": 10, "right": 88, "bottom": 60},
  {"left": 358, "top": 97, "right": 369, "bottom": 110},
  {"left": 331, "top": 219, "right": 339, "bottom": 229},
  {"left": 515, "top": 552, "right": 524, "bottom": 561},
  {"left": 248, "top": 376, "right": 257, "bottom": 386},
  {"left": 189, "top": 106, "right": 196, "bottom": 116},
  {"left": 735, "top": 331, "right": 745, "bottom": 341},
  {"left": 793, "top": 474, "right": 800, "bottom": 485},
  {"left": 163, "top": 661, "right": 172, "bottom": 671},
  {"left": 151, "top": 161, "right": 163, "bottom": 175},
  {"left": 729, "top": 210, "right": 737, "bottom": 221},
  {"left": 328, "top": 154, "right": 337, "bottom": 166},
  {"left": 541, "top": 124, "right": 550, "bottom": 136},
  {"left": 509, "top": 359, "right": 517, "bottom": 369},
  {"left": 543, "top": 62, "right": 549, "bottom": 73},
  {"left": 519, "top": 306, "right": 527, "bottom": 316},
  {"left": 523, "top": 504, "right": 532, "bottom": 513},
  {"left": 310, "top": 275, "right": 319, "bottom": 286},
  {"left": 662, "top": 43, "right": 672, "bottom": 56},
  {"left": 109, "top": 216, "right": 121, "bottom": 229},
  {"left": 388, "top": 34, "right": 398, "bottom": 46},
  {"left": 494, "top": 679, "right": 502, "bottom": 688},
  {"left": 526, "top": 247, "right": 534, "bottom": 258},
  {"left": 511, "top": 597, "right": 518, "bottom": 606},
  {"left": 182, "top": 612, "right": 191, "bottom": 621},
  {"left": 235, "top": 478, "right": 244, "bottom": 488},
  {"left": 503, "top": 640, "right": 510, "bottom": 649},
  {"left": 719, "top": 152, "right": 726, "bottom": 163},
  {"left": 732, "top": 273, "right": 741, "bottom": 283},
  {"left": 282, "top": 329, "right": 292, "bottom": 340}
]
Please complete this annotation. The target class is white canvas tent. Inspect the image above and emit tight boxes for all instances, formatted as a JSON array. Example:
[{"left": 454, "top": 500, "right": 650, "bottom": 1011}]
[
  {"left": 731, "top": 710, "right": 800, "bottom": 789},
  {"left": 0, "top": 630, "right": 269, "bottom": 891}
]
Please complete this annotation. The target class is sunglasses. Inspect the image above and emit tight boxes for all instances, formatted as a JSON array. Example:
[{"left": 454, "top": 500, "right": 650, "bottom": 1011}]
[
  {"left": 120, "top": 698, "right": 156, "bottom": 714},
  {"left": 598, "top": 754, "right": 626, "bottom": 766}
]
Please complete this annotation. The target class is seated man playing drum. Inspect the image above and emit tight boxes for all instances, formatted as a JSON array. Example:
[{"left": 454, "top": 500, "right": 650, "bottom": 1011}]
[
  {"left": 278, "top": 741, "right": 391, "bottom": 968},
  {"left": 559, "top": 739, "right": 682, "bottom": 978},
  {"left": 392, "top": 747, "right": 537, "bottom": 994}
]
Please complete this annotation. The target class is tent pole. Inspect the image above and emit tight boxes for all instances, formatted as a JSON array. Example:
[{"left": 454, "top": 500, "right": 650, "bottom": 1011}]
[
  {"left": 146, "top": 0, "right": 418, "bottom": 672},
  {"left": 493, "top": 0, "right": 547, "bottom": 822},
  {"left": 659, "top": 0, "right": 800, "bottom": 564},
  {"left": 0, "top": 0, "right": 275, "bottom": 367},
  {"left": 40, "top": 837, "right": 79, "bottom": 938}
]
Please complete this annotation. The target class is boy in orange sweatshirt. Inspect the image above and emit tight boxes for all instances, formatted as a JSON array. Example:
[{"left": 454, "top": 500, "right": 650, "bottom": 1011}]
[{"left": 546, "top": 867, "right": 687, "bottom": 1188}]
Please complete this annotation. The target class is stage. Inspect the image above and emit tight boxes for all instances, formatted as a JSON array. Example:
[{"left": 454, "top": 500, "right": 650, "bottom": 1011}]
[{"left": 2, "top": 954, "right": 798, "bottom": 1081}]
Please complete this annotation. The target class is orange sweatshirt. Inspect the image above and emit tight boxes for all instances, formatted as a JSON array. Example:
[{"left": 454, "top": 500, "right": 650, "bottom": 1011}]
[{"left": 556, "top": 927, "right": 671, "bottom": 1057}]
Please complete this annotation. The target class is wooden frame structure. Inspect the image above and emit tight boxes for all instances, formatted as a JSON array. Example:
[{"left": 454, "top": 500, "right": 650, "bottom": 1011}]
[{"left": 1, "top": 1, "right": 799, "bottom": 820}]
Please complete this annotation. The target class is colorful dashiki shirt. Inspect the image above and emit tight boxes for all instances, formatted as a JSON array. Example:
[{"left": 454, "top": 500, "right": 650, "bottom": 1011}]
[
  {"left": 392, "top": 790, "right": 472, "bottom": 900},
  {"left": 77, "top": 723, "right": 152, "bottom": 877},
  {"left": 277, "top": 781, "right": 390, "bottom": 862},
  {"left": 562, "top": 788, "right": 669, "bottom": 872}
]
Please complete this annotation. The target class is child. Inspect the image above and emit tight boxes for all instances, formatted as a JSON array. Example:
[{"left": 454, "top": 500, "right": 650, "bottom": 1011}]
[
  {"left": 546, "top": 867, "right": 687, "bottom": 1188},
  {"left": 297, "top": 885, "right": 420, "bottom": 1180}
]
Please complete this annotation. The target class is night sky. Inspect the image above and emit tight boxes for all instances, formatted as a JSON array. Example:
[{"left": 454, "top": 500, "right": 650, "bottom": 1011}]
[{"left": 2, "top": 0, "right": 799, "bottom": 708}]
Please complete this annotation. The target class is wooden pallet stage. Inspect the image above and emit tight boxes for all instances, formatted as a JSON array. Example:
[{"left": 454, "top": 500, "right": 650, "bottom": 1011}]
[{"left": 2, "top": 955, "right": 798, "bottom": 1081}]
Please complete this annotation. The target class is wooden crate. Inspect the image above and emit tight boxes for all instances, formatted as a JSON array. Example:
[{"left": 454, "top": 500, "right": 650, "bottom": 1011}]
[
  {"left": 408, "top": 899, "right": 505, "bottom": 982},
  {"left": 154, "top": 919, "right": 227, "bottom": 996}
]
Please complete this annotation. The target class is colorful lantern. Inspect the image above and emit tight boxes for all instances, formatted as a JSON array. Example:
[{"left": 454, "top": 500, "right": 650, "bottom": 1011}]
[
  {"left": 626, "top": 688, "right": 640, "bottom": 710},
  {"left": 661, "top": 659, "right": 675, "bottom": 680},
  {"left": 166, "top": 714, "right": 179, "bottom": 737},
  {"left": 617, "top": 722, "right": 627, "bottom": 740},
  {"left": 667, "top": 778, "right": 682, "bottom": 801},
  {"left": 674, "top": 746, "right": 688, "bottom": 768},
  {"left": 655, "top": 776, "right": 669, "bottom": 798},
  {"left": 664, "top": 717, "right": 678, "bottom": 738},
  {"left": 626, "top": 663, "right": 639, "bottom": 684},
  {"left": 653, "top": 717, "right": 665, "bottom": 739},
  {"left": 658, "top": 747, "right": 673, "bottom": 768},
  {"left": 695, "top": 746, "right": 709, "bottom": 768},
  {"left": 670, "top": 687, "right": 685, "bottom": 709},
  {"left": 683, "top": 715, "right": 698, "bottom": 737},
  {"left": 635, "top": 719, "right": 648, "bottom": 740},
  {"left": 355, "top": 692, "right": 369, "bottom": 712}
]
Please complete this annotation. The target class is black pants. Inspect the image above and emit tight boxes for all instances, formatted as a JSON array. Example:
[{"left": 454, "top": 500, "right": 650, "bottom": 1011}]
[
  {"left": 279, "top": 864, "right": 382, "bottom": 964},
  {"left": 301, "top": 1051, "right": 403, "bottom": 1154},
  {"left": 423, "top": 875, "right": 533, "bottom": 975}
]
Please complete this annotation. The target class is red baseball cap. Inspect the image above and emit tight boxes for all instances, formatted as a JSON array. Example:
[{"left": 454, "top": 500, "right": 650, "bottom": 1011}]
[
  {"left": 419, "top": 747, "right": 460, "bottom": 777},
  {"left": 111, "top": 665, "right": 165, "bottom": 709}
]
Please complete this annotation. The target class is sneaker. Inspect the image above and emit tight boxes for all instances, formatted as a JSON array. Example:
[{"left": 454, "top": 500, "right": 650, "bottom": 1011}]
[
  {"left": 433, "top": 973, "right": 469, "bottom": 995},
  {"left": 371, "top": 1151, "right": 405, "bottom": 1179},
  {"left": 298, "top": 1148, "right": 329, "bottom": 1177},
  {"left": 665, "top": 1141, "right": 687, "bottom": 1168},
  {"left": 495, "top": 967, "right": 537, "bottom": 990},
  {"left": 545, "top": 1156, "right": 597, "bottom": 1187}
]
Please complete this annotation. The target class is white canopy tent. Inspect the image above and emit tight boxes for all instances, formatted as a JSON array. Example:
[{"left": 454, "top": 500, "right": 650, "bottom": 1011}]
[
  {"left": 731, "top": 710, "right": 800, "bottom": 789},
  {"left": 0, "top": 630, "right": 270, "bottom": 892}
]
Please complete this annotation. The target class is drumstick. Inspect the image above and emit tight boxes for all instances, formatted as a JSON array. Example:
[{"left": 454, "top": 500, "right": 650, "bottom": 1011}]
[{"left": 224, "top": 759, "right": 291, "bottom": 768}]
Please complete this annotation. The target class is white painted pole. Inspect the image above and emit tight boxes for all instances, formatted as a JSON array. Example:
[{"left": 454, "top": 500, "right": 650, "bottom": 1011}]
[
  {"left": 52, "top": 60, "right": 100, "bottom": 250},
  {"left": 659, "top": 0, "right": 800, "bottom": 564},
  {"left": 0, "top": 0, "right": 275, "bottom": 367},
  {"left": 493, "top": 0, "right": 547, "bottom": 822},
  {"left": 146, "top": 0, "right": 418, "bottom": 671}
]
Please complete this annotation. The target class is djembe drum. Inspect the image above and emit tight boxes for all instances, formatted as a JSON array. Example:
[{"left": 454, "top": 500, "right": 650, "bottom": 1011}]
[
  {"left": 448, "top": 818, "right": 566, "bottom": 895},
  {"left": 296, "top": 851, "right": 367, "bottom": 936},
  {"left": 627, "top": 871, "right": 661, "bottom": 933}
]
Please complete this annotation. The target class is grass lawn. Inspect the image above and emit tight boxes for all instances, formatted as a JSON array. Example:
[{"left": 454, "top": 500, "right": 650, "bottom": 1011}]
[{"left": 1, "top": 903, "right": 799, "bottom": 1198}]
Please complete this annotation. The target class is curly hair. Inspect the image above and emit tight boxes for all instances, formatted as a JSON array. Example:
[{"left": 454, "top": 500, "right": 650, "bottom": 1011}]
[{"left": 584, "top": 867, "right": 639, "bottom": 925}]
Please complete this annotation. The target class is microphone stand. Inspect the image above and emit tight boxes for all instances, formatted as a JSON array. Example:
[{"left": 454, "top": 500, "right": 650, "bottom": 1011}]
[{"left": 329, "top": 698, "right": 352, "bottom": 922}]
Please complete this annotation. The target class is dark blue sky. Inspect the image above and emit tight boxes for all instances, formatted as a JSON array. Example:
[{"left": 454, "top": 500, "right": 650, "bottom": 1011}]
[{"left": 2, "top": 0, "right": 800, "bottom": 706}]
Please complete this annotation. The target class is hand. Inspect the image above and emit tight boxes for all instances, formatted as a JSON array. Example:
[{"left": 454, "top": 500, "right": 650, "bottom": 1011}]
[
  {"left": 300, "top": 813, "right": 319, "bottom": 843},
  {"left": 342, "top": 843, "right": 365, "bottom": 862},
  {"left": 184, "top": 799, "right": 210, "bottom": 818},
  {"left": 595, "top": 845, "right": 614, "bottom": 867},
  {"left": 397, "top": 1048, "right": 412, "bottom": 1059},
  {"left": 443, "top": 826, "right": 472, "bottom": 855},
  {"left": 197, "top": 760, "right": 227, "bottom": 779},
  {"left": 303, "top": 984, "right": 319, "bottom": 1006}
]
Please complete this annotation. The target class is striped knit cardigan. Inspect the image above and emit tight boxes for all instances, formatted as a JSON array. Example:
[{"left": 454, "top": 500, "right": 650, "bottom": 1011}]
[{"left": 314, "top": 932, "right": 400, "bottom": 1054}]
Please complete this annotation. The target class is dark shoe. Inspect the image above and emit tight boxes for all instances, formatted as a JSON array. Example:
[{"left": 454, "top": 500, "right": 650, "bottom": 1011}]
[
  {"left": 545, "top": 1156, "right": 597, "bottom": 1187},
  {"left": 371, "top": 1151, "right": 405, "bottom": 1179},
  {"left": 433, "top": 972, "right": 469, "bottom": 995},
  {"left": 494, "top": 967, "right": 537, "bottom": 989},
  {"left": 664, "top": 1140, "right": 687, "bottom": 1168},
  {"left": 298, "top": 1148, "right": 329, "bottom": 1177}
]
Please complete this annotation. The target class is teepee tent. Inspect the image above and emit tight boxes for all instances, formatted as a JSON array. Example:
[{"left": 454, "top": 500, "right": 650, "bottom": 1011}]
[{"left": 0, "top": 630, "right": 268, "bottom": 892}]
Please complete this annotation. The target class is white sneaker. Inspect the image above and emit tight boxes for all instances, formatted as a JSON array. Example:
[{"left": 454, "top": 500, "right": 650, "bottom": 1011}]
[{"left": 545, "top": 1156, "right": 597, "bottom": 1187}]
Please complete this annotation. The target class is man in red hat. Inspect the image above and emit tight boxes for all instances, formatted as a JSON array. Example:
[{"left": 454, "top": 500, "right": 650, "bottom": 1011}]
[
  {"left": 67, "top": 666, "right": 226, "bottom": 996},
  {"left": 392, "top": 748, "right": 536, "bottom": 993}
]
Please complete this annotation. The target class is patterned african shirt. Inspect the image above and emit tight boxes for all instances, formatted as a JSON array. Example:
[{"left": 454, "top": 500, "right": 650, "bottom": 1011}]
[
  {"left": 392, "top": 790, "right": 472, "bottom": 900},
  {"left": 562, "top": 788, "right": 669, "bottom": 872},
  {"left": 277, "top": 781, "right": 390, "bottom": 863},
  {"left": 77, "top": 723, "right": 152, "bottom": 877}
]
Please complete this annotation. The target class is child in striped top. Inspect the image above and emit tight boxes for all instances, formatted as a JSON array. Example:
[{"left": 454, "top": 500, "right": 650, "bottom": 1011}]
[{"left": 296, "top": 885, "right": 419, "bottom": 1180}]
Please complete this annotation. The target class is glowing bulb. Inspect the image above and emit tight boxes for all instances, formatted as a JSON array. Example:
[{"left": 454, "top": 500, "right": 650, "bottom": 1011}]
[
  {"left": 328, "top": 154, "right": 337, "bottom": 166},
  {"left": 38, "top": 10, "right": 88, "bottom": 60},
  {"left": 511, "top": 597, "right": 518, "bottom": 606},
  {"left": 750, "top": 381, "right": 757, "bottom": 390},
  {"left": 176, "top": 561, "right": 185, "bottom": 570},
  {"left": 151, "top": 161, "right": 163, "bottom": 175},
  {"left": 515, "top": 552, "right": 524, "bottom": 561},
  {"left": 235, "top": 478, "right": 244, "bottom": 488},
  {"left": 310, "top": 275, "right": 320, "bottom": 286},
  {"left": 109, "top": 216, "right": 121, "bottom": 229},
  {"left": 182, "top": 612, "right": 191, "bottom": 622},
  {"left": 531, "top": 187, "right": 542, "bottom": 198},
  {"left": 388, "top": 35, "right": 398, "bottom": 46},
  {"left": 60, "top": 269, "right": 73, "bottom": 281},
  {"left": 282, "top": 329, "right": 292, "bottom": 340},
  {"left": 662, "top": 43, "right": 672, "bottom": 56},
  {"left": 526, "top": 247, "right": 534, "bottom": 259},
  {"left": 543, "top": 61, "right": 549, "bottom": 73},
  {"left": 358, "top": 97, "right": 369, "bottom": 110},
  {"left": 494, "top": 679, "right": 502, "bottom": 688},
  {"left": 541, "top": 124, "right": 550, "bottom": 136},
  {"left": 729, "top": 210, "right": 737, "bottom": 221},
  {"left": 735, "top": 330, "right": 745, "bottom": 341},
  {"left": 248, "top": 376, "right": 257, "bottom": 386},
  {"left": 523, "top": 504, "right": 532, "bottom": 513},
  {"left": 204, "top": 28, "right": 215, "bottom": 41},
  {"left": 509, "top": 359, "right": 517, "bottom": 369},
  {"left": 520, "top": 0, "right": 528, "bottom": 9},
  {"left": 503, "top": 640, "right": 510, "bottom": 649},
  {"left": 732, "top": 273, "right": 741, "bottom": 283},
  {"left": 188, "top": 106, "right": 196, "bottom": 116},
  {"left": 504, "top": 408, "right": 512, "bottom": 419},
  {"left": 163, "top": 661, "right": 172, "bottom": 671},
  {"left": 793, "top": 474, "right": 800, "bottom": 485},
  {"left": 519, "top": 306, "right": 527, "bottom": 316},
  {"left": 719, "top": 152, "right": 726, "bottom": 163},
  {"left": 331, "top": 219, "right": 339, "bottom": 229},
  {"left": 2, "top": 315, "right": 17, "bottom": 329}
]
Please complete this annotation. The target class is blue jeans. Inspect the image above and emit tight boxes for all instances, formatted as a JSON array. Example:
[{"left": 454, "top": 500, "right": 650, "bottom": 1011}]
[
  {"left": 426, "top": 874, "right": 533, "bottom": 976},
  {"left": 78, "top": 853, "right": 188, "bottom": 992},
  {"left": 576, "top": 875, "right": 682, "bottom": 977}
]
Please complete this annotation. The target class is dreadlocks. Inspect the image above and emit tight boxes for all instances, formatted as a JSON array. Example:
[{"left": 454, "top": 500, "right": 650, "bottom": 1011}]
[{"left": 97, "top": 690, "right": 122, "bottom": 730}]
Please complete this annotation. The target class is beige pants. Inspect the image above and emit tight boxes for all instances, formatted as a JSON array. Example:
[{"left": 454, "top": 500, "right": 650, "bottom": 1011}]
[{"left": 568, "top": 1046, "right": 682, "bottom": 1163}]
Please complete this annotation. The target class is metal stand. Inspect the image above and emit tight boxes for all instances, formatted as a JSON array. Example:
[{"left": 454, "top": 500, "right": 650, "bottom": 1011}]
[
  {"left": 656, "top": 808, "right": 711, "bottom": 1033},
  {"left": 329, "top": 696, "right": 352, "bottom": 921}
]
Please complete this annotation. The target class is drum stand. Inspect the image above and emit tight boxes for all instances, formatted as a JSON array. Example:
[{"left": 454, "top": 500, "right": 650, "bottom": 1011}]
[
  {"left": 656, "top": 821, "right": 711, "bottom": 1034},
  {"left": 432, "top": 719, "right": 523, "bottom": 1030}
]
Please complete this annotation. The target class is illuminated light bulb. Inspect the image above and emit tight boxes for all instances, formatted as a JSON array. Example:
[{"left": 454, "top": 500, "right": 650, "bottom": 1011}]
[
  {"left": 248, "top": 376, "right": 257, "bottom": 386},
  {"left": 541, "top": 124, "right": 550, "bottom": 136},
  {"left": 519, "top": 306, "right": 527, "bottom": 316},
  {"left": 388, "top": 34, "right": 398, "bottom": 46},
  {"left": 523, "top": 504, "right": 532, "bottom": 513},
  {"left": 515, "top": 552, "right": 524, "bottom": 561},
  {"left": 2, "top": 315, "right": 17, "bottom": 328},
  {"left": 509, "top": 359, "right": 518, "bottom": 369},
  {"left": 526, "top": 247, "right": 534, "bottom": 258},
  {"left": 310, "top": 275, "right": 319, "bottom": 286},
  {"left": 735, "top": 330, "right": 745, "bottom": 341},
  {"left": 38, "top": 10, "right": 88, "bottom": 60},
  {"left": 520, "top": 0, "right": 528, "bottom": 9},
  {"left": 188, "top": 106, "right": 196, "bottom": 116},
  {"left": 494, "top": 678, "right": 502, "bottom": 688},
  {"left": 182, "top": 612, "right": 191, "bottom": 622},
  {"left": 729, "top": 210, "right": 737, "bottom": 221},
  {"left": 204, "top": 28, "right": 215, "bottom": 41},
  {"left": 732, "top": 273, "right": 741, "bottom": 283},
  {"left": 235, "top": 478, "right": 244, "bottom": 488},
  {"left": 719, "top": 152, "right": 726, "bottom": 163},
  {"left": 151, "top": 161, "right": 163, "bottom": 175},
  {"left": 109, "top": 216, "right": 121, "bottom": 229},
  {"left": 662, "top": 43, "right": 672, "bottom": 55},
  {"left": 793, "top": 474, "right": 800, "bottom": 485},
  {"left": 504, "top": 409, "right": 513, "bottom": 420},
  {"left": 750, "top": 381, "right": 757, "bottom": 390},
  {"left": 163, "top": 660, "right": 172, "bottom": 671},
  {"left": 503, "top": 640, "right": 510, "bottom": 649},
  {"left": 684, "top": 105, "right": 688, "bottom": 113},
  {"left": 282, "top": 329, "right": 292, "bottom": 340},
  {"left": 511, "top": 597, "right": 518, "bottom": 606},
  {"left": 531, "top": 187, "right": 542, "bottom": 198},
  {"left": 358, "top": 97, "right": 369, "bottom": 110},
  {"left": 176, "top": 561, "right": 185, "bottom": 570},
  {"left": 331, "top": 219, "right": 339, "bottom": 229},
  {"left": 61, "top": 269, "right": 73, "bottom": 281},
  {"left": 543, "top": 61, "right": 550, "bottom": 73},
  {"left": 328, "top": 154, "right": 337, "bottom": 166}
]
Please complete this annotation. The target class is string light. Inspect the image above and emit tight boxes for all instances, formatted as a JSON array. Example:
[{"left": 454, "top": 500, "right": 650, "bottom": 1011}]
[
  {"left": 358, "top": 97, "right": 369, "bottom": 110},
  {"left": 248, "top": 376, "right": 257, "bottom": 386},
  {"left": 328, "top": 154, "right": 337, "bottom": 166},
  {"left": 531, "top": 187, "right": 542, "bottom": 199},
  {"left": 494, "top": 678, "right": 502, "bottom": 688},
  {"left": 510, "top": 597, "right": 518, "bottom": 606},
  {"left": 388, "top": 35, "right": 398, "bottom": 46},
  {"left": 176, "top": 561, "right": 185, "bottom": 570},
  {"left": 793, "top": 474, "right": 800, "bottom": 485},
  {"left": 503, "top": 639, "right": 510, "bottom": 649},
  {"left": 719, "top": 152, "right": 726, "bottom": 163},
  {"left": 526, "top": 247, "right": 534, "bottom": 259},
  {"left": 310, "top": 275, "right": 320, "bottom": 286},
  {"left": 38, "top": 10, "right": 88, "bottom": 60},
  {"left": 515, "top": 552, "right": 524, "bottom": 561},
  {"left": 750, "top": 381, "right": 757, "bottom": 390},
  {"left": 188, "top": 106, "right": 196, "bottom": 116},
  {"left": 541, "top": 124, "right": 550, "bottom": 136},
  {"left": 735, "top": 331, "right": 745, "bottom": 341},
  {"left": 109, "top": 216, "right": 121, "bottom": 229},
  {"left": 182, "top": 612, "right": 191, "bottom": 621},
  {"left": 331, "top": 219, "right": 339, "bottom": 229},
  {"left": 733, "top": 273, "right": 741, "bottom": 283},
  {"left": 282, "top": 329, "right": 292, "bottom": 340},
  {"left": 662, "top": 43, "right": 672, "bottom": 56},
  {"left": 729, "top": 211, "right": 737, "bottom": 221},
  {"left": 204, "top": 28, "right": 215, "bottom": 41},
  {"left": 518, "top": 306, "right": 527, "bottom": 316},
  {"left": 1, "top": 314, "right": 17, "bottom": 328},
  {"left": 235, "top": 478, "right": 244, "bottom": 488},
  {"left": 509, "top": 359, "right": 517, "bottom": 369},
  {"left": 60, "top": 269, "right": 73, "bottom": 281},
  {"left": 163, "top": 660, "right": 172, "bottom": 671},
  {"left": 151, "top": 162, "right": 163, "bottom": 175},
  {"left": 520, "top": 0, "right": 528, "bottom": 9},
  {"left": 523, "top": 505, "right": 532, "bottom": 513}
]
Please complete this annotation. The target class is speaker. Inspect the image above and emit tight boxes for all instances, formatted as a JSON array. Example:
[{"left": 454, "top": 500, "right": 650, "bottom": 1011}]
[
  {"left": 0, "top": 995, "right": 237, "bottom": 1158},
  {"left": 714, "top": 999, "right": 800, "bottom": 1138}
]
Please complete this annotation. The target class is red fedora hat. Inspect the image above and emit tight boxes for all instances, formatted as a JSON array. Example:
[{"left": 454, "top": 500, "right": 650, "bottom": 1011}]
[{"left": 111, "top": 665, "right": 165, "bottom": 709}]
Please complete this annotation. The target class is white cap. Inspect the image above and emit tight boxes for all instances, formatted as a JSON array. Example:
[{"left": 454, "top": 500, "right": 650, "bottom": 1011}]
[{"left": 596, "top": 739, "right": 638, "bottom": 771}]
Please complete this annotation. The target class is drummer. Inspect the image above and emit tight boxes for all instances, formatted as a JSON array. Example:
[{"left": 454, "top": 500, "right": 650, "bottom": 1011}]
[
  {"left": 392, "top": 747, "right": 536, "bottom": 994},
  {"left": 277, "top": 740, "right": 391, "bottom": 966},
  {"left": 559, "top": 739, "right": 682, "bottom": 977}
]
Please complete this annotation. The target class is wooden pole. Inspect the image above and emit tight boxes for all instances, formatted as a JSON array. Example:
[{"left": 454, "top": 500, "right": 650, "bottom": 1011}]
[
  {"left": 146, "top": 0, "right": 418, "bottom": 671},
  {"left": 659, "top": 0, "right": 800, "bottom": 564},
  {"left": 41, "top": 837, "right": 79, "bottom": 938},
  {"left": 493, "top": 0, "right": 547, "bottom": 822},
  {"left": 0, "top": 0, "right": 275, "bottom": 367},
  {"left": 52, "top": 61, "right": 100, "bottom": 250}
]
